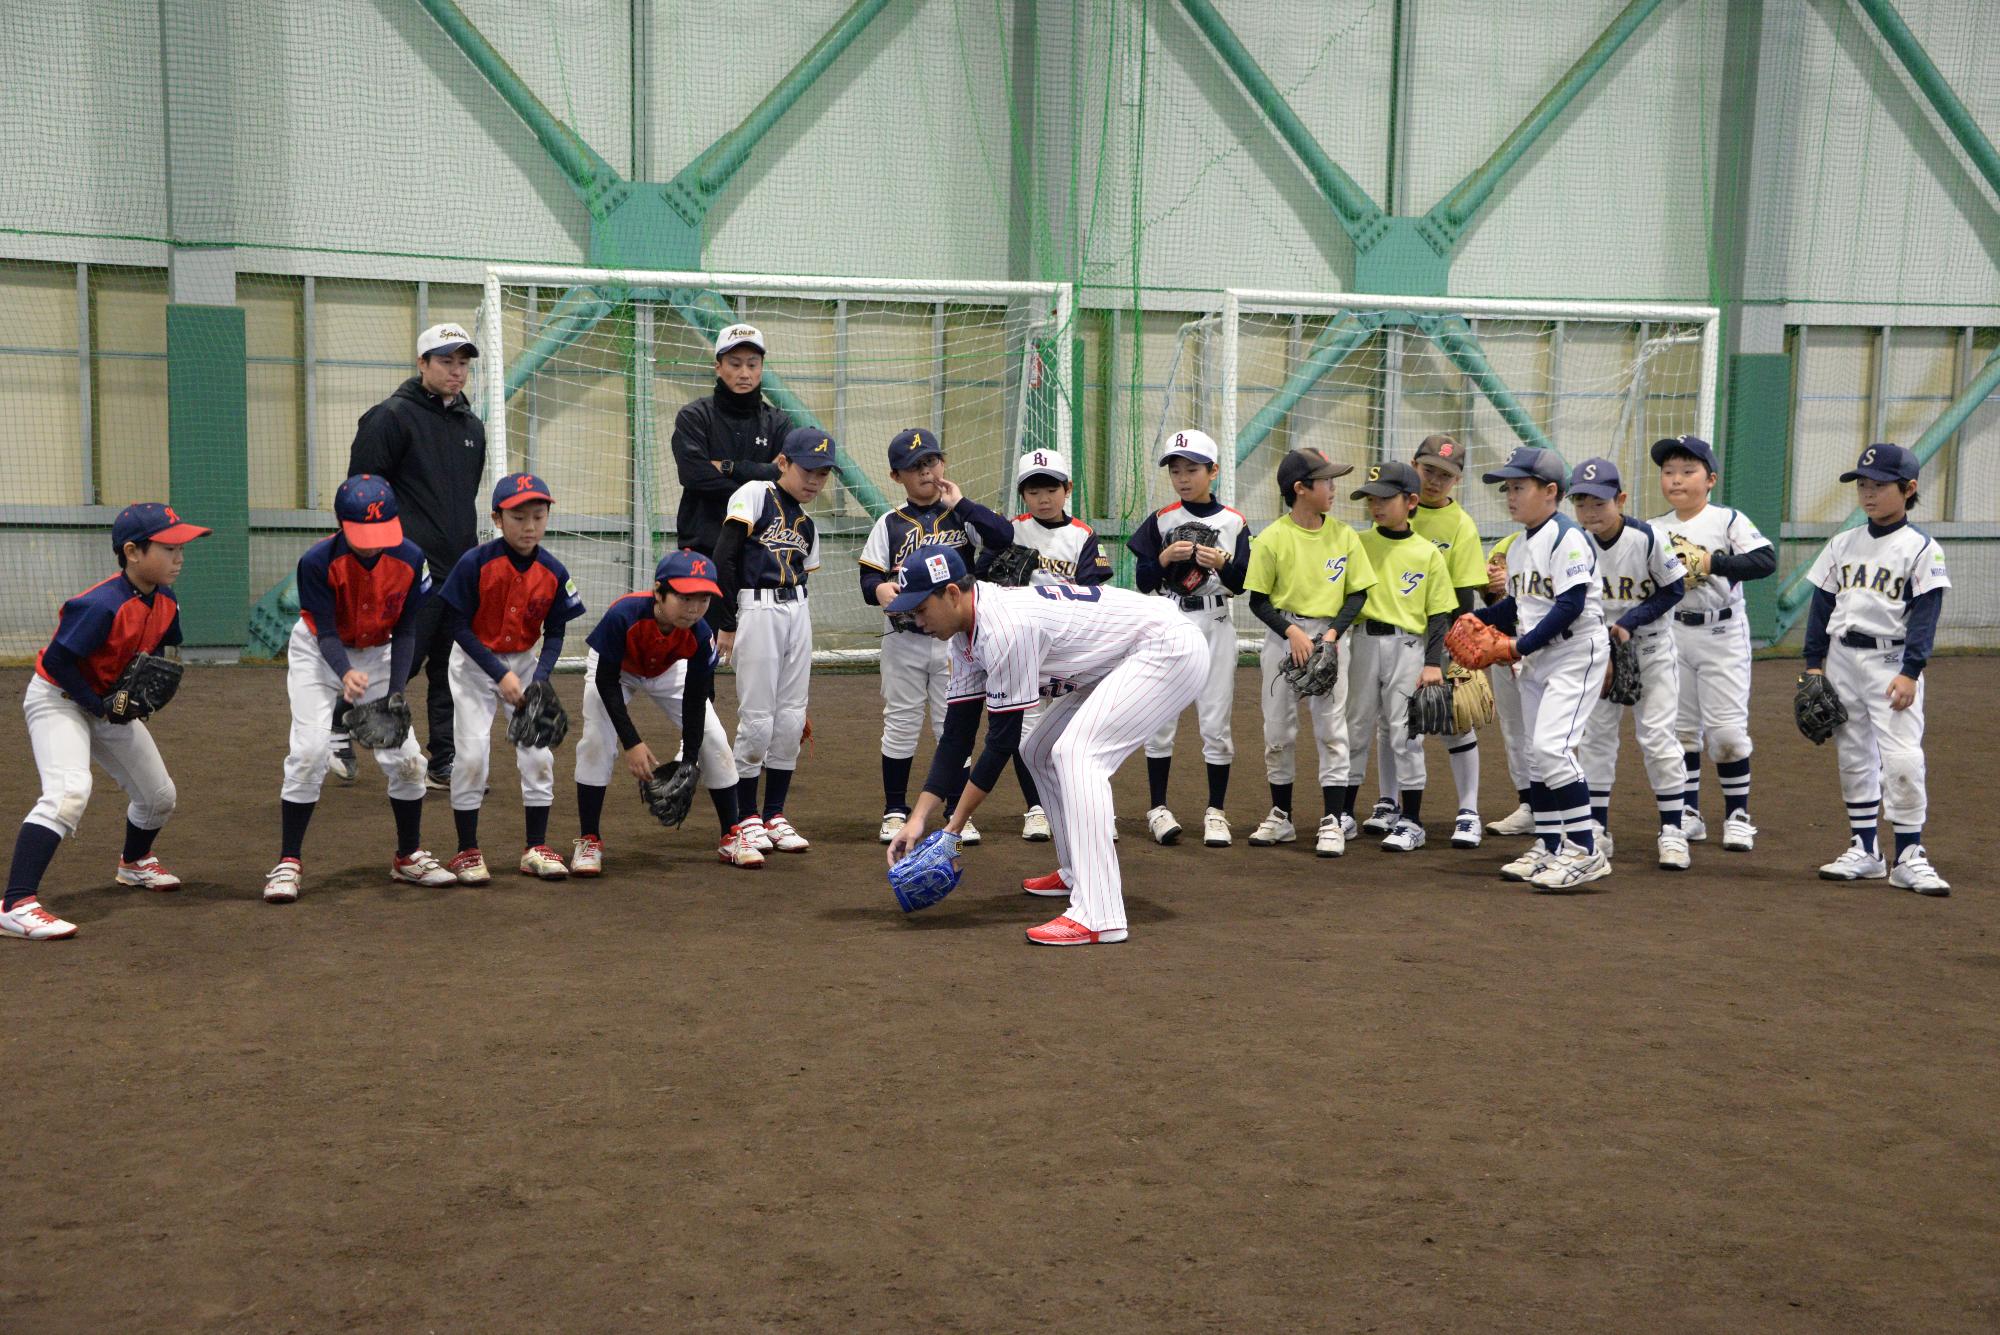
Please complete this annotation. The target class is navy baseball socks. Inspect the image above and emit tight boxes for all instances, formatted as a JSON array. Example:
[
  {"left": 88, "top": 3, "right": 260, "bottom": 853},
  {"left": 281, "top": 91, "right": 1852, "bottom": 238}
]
[{"left": 5, "top": 822, "right": 62, "bottom": 911}]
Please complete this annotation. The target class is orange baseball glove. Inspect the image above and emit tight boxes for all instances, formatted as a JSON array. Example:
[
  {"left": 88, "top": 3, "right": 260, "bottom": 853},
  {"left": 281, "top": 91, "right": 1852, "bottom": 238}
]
[{"left": 1444, "top": 613, "right": 1519, "bottom": 670}]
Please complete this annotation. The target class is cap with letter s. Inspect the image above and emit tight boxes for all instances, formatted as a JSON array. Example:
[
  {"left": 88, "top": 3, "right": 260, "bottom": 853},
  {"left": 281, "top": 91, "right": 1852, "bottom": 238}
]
[
  {"left": 1567, "top": 456, "right": 1623, "bottom": 500},
  {"left": 417, "top": 322, "right": 479, "bottom": 359},
  {"left": 335, "top": 474, "right": 403, "bottom": 546},
  {"left": 1350, "top": 459, "right": 1421, "bottom": 499},
  {"left": 1158, "top": 428, "right": 1219, "bottom": 466},
  {"left": 714, "top": 323, "right": 766, "bottom": 358},
  {"left": 1839, "top": 442, "right": 1918, "bottom": 483},
  {"left": 887, "top": 543, "right": 970, "bottom": 613},
  {"left": 1649, "top": 434, "right": 1718, "bottom": 474},
  {"left": 111, "top": 502, "right": 211, "bottom": 554},
  {"left": 655, "top": 548, "right": 722, "bottom": 597},
  {"left": 1016, "top": 447, "right": 1071, "bottom": 487},
  {"left": 1412, "top": 433, "right": 1464, "bottom": 476},
  {"left": 1481, "top": 447, "right": 1569, "bottom": 487}
]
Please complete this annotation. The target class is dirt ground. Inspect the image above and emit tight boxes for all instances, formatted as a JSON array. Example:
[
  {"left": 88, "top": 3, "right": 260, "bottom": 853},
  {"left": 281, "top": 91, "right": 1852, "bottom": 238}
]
[{"left": 1, "top": 657, "right": 1996, "bottom": 1333}]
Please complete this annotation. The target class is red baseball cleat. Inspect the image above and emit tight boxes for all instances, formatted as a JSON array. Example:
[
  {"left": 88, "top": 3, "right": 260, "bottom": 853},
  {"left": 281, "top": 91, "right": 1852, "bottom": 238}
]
[
  {"left": 1020, "top": 869, "right": 1070, "bottom": 897},
  {"left": 1025, "top": 915, "right": 1127, "bottom": 947}
]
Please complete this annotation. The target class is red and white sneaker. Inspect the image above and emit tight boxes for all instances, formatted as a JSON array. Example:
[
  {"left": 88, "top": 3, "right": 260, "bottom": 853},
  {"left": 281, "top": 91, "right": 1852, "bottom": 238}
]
[
  {"left": 519, "top": 845, "right": 569, "bottom": 880},
  {"left": 263, "top": 858, "right": 301, "bottom": 904},
  {"left": 446, "top": 848, "right": 491, "bottom": 885},
  {"left": 1, "top": 897, "right": 78, "bottom": 940},
  {"left": 738, "top": 815, "right": 775, "bottom": 853},
  {"left": 570, "top": 836, "right": 603, "bottom": 878},
  {"left": 115, "top": 855, "right": 182, "bottom": 891},
  {"left": 719, "top": 825, "right": 765, "bottom": 868},
  {"left": 1025, "top": 914, "right": 1127, "bottom": 947},
  {"left": 763, "top": 814, "right": 810, "bottom": 853},
  {"left": 1021, "top": 869, "right": 1071, "bottom": 898},
  {"left": 391, "top": 849, "right": 458, "bottom": 887}
]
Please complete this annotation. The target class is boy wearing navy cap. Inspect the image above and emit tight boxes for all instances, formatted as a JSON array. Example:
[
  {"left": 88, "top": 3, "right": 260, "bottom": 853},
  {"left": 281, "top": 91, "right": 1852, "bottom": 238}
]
[
  {"left": 435, "top": 472, "right": 587, "bottom": 883},
  {"left": 858, "top": 427, "right": 1014, "bottom": 845},
  {"left": 4, "top": 504, "right": 210, "bottom": 940},
  {"left": 1568, "top": 458, "right": 1690, "bottom": 870},
  {"left": 572, "top": 549, "right": 753, "bottom": 874},
  {"left": 263, "top": 475, "right": 451, "bottom": 905},
  {"left": 1802, "top": 444, "right": 1950, "bottom": 894}
]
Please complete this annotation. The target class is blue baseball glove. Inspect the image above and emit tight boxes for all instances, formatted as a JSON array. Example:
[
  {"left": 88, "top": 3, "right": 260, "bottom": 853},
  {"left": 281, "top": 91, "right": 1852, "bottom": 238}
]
[{"left": 889, "top": 829, "right": 963, "bottom": 913}]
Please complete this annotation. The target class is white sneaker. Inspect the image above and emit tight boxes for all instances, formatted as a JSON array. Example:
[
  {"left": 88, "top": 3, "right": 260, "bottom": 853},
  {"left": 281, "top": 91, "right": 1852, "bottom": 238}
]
[
  {"left": 1248, "top": 807, "right": 1296, "bottom": 846},
  {"left": 1203, "top": 807, "right": 1232, "bottom": 847},
  {"left": 1021, "top": 806, "right": 1051, "bottom": 842},
  {"left": 959, "top": 819, "right": 981, "bottom": 847},
  {"left": 446, "top": 848, "right": 491, "bottom": 885},
  {"left": 327, "top": 736, "right": 358, "bottom": 783},
  {"left": 1146, "top": 805, "right": 1182, "bottom": 845},
  {"left": 570, "top": 836, "right": 603, "bottom": 877},
  {"left": 741, "top": 815, "right": 775, "bottom": 853},
  {"left": 1450, "top": 810, "right": 1482, "bottom": 849},
  {"left": 1721, "top": 811, "right": 1756, "bottom": 852},
  {"left": 1593, "top": 825, "right": 1616, "bottom": 862},
  {"left": 878, "top": 811, "right": 906, "bottom": 844},
  {"left": 0, "top": 897, "right": 78, "bottom": 940},
  {"left": 1486, "top": 802, "right": 1535, "bottom": 836},
  {"left": 764, "top": 814, "right": 810, "bottom": 853},
  {"left": 1380, "top": 818, "right": 1426, "bottom": 853},
  {"left": 1819, "top": 838, "right": 1887, "bottom": 882},
  {"left": 392, "top": 849, "right": 458, "bottom": 887},
  {"left": 1339, "top": 812, "right": 1360, "bottom": 842},
  {"left": 1530, "top": 840, "right": 1612, "bottom": 891},
  {"left": 718, "top": 825, "right": 765, "bottom": 868},
  {"left": 1683, "top": 809, "right": 1708, "bottom": 842},
  {"left": 1889, "top": 844, "right": 1950, "bottom": 896},
  {"left": 115, "top": 855, "right": 182, "bottom": 891},
  {"left": 262, "top": 858, "right": 301, "bottom": 904},
  {"left": 1656, "top": 828, "right": 1691, "bottom": 871},
  {"left": 1362, "top": 799, "right": 1400, "bottom": 835},
  {"left": 1501, "top": 845, "right": 1556, "bottom": 882},
  {"left": 518, "top": 844, "right": 570, "bottom": 880},
  {"left": 1315, "top": 814, "right": 1346, "bottom": 857}
]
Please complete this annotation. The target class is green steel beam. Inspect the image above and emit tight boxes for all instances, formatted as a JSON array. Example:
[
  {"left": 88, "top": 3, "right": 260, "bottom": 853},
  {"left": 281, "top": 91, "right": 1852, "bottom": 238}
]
[
  {"left": 1175, "top": 0, "right": 1389, "bottom": 246},
  {"left": 1773, "top": 344, "right": 2000, "bottom": 632},
  {"left": 504, "top": 288, "right": 618, "bottom": 401},
  {"left": 1425, "top": 316, "right": 1557, "bottom": 455},
  {"left": 1852, "top": 0, "right": 2000, "bottom": 205},
  {"left": 1235, "top": 313, "right": 1386, "bottom": 462}
]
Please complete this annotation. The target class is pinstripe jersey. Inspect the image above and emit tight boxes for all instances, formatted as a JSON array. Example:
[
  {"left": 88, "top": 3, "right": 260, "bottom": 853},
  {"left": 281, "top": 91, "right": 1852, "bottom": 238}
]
[{"left": 944, "top": 582, "right": 1187, "bottom": 713}]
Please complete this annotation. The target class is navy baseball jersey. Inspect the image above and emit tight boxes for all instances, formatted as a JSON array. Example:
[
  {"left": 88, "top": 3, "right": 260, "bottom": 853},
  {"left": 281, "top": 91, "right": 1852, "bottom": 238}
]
[
  {"left": 438, "top": 538, "right": 586, "bottom": 653},
  {"left": 587, "top": 594, "right": 718, "bottom": 680},
  {"left": 35, "top": 575, "right": 183, "bottom": 697},
  {"left": 723, "top": 481, "right": 820, "bottom": 589},
  {"left": 296, "top": 534, "right": 430, "bottom": 647}
]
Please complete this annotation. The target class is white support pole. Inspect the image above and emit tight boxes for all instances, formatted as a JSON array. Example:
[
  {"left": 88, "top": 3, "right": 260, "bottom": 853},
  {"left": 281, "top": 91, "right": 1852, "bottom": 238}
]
[
  {"left": 1220, "top": 289, "right": 1240, "bottom": 505},
  {"left": 1053, "top": 282, "right": 1075, "bottom": 468},
  {"left": 632, "top": 301, "right": 657, "bottom": 592},
  {"left": 482, "top": 270, "right": 508, "bottom": 503},
  {"left": 1696, "top": 305, "right": 1720, "bottom": 447}
]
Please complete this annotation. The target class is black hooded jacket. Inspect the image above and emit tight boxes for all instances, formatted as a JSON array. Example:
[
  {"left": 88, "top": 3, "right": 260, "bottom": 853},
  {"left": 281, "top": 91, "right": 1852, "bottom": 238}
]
[
  {"left": 672, "top": 379, "right": 793, "bottom": 554},
  {"left": 348, "top": 376, "right": 488, "bottom": 575}
]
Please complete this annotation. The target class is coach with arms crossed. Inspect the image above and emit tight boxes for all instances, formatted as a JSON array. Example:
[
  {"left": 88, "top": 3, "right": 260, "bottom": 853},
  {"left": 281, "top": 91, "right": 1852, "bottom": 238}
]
[{"left": 342, "top": 321, "right": 487, "bottom": 789}]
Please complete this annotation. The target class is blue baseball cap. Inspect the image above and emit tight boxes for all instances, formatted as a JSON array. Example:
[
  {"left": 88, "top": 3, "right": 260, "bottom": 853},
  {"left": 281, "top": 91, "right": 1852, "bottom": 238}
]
[
  {"left": 1482, "top": 447, "right": 1569, "bottom": 487},
  {"left": 888, "top": 427, "right": 944, "bottom": 472},
  {"left": 1650, "top": 434, "right": 1718, "bottom": 473},
  {"left": 1840, "top": 442, "right": 1918, "bottom": 483},
  {"left": 655, "top": 548, "right": 722, "bottom": 596},
  {"left": 111, "top": 502, "right": 210, "bottom": 554},
  {"left": 1568, "top": 457, "right": 1623, "bottom": 500},
  {"left": 887, "top": 543, "right": 970, "bottom": 613},
  {"left": 492, "top": 471, "right": 554, "bottom": 510},
  {"left": 335, "top": 475, "right": 403, "bottom": 546},
  {"left": 782, "top": 427, "right": 839, "bottom": 471}
]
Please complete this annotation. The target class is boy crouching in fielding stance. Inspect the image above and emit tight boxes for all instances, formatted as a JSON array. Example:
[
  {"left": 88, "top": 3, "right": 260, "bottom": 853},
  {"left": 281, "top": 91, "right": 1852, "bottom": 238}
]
[
  {"left": 1449, "top": 448, "right": 1610, "bottom": 892},
  {"left": 859, "top": 427, "right": 1014, "bottom": 846},
  {"left": 1802, "top": 444, "right": 1950, "bottom": 895},
  {"left": 1347, "top": 462, "right": 1456, "bottom": 852},
  {"left": 1129, "top": 429, "right": 1250, "bottom": 848},
  {"left": 1568, "top": 458, "right": 1690, "bottom": 870},
  {"left": 1245, "top": 449, "right": 1374, "bottom": 856},
  {"left": 574, "top": 550, "right": 750, "bottom": 872},
  {"left": 265, "top": 476, "right": 446, "bottom": 904},
  {"left": 437, "top": 473, "right": 587, "bottom": 883},
  {"left": 4, "top": 504, "right": 210, "bottom": 940},
  {"left": 883, "top": 544, "right": 1206, "bottom": 946}
]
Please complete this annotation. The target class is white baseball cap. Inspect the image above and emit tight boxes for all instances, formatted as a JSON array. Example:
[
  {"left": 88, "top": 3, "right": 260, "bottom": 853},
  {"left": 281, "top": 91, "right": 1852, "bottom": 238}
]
[
  {"left": 1016, "top": 448, "right": 1071, "bottom": 486},
  {"left": 1158, "top": 428, "right": 1218, "bottom": 465},
  {"left": 715, "top": 323, "right": 766, "bottom": 357},
  {"left": 417, "top": 322, "right": 479, "bottom": 358}
]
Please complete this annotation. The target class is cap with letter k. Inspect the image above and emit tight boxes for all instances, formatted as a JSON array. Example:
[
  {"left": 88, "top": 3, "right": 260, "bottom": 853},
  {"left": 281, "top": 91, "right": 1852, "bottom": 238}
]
[
  {"left": 336, "top": 474, "right": 403, "bottom": 547},
  {"left": 656, "top": 548, "right": 723, "bottom": 596}
]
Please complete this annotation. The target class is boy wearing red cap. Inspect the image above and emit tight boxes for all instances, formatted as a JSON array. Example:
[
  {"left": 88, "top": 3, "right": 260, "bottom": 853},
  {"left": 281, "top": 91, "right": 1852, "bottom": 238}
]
[
  {"left": 435, "top": 473, "right": 587, "bottom": 883},
  {"left": 263, "top": 475, "right": 449, "bottom": 905},
  {"left": 3, "top": 503, "right": 210, "bottom": 941}
]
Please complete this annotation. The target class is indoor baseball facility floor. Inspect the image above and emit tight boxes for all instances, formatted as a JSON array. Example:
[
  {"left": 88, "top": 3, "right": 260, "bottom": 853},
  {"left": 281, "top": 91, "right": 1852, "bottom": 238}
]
[{"left": 2, "top": 659, "right": 1995, "bottom": 1332}]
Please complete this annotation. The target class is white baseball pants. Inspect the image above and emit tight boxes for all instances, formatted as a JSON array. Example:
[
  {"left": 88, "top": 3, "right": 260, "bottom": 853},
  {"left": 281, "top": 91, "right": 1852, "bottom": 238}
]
[
  {"left": 732, "top": 592, "right": 811, "bottom": 779},
  {"left": 282, "top": 620, "right": 426, "bottom": 804},
  {"left": 446, "top": 645, "right": 555, "bottom": 813},
  {"left": 574, "top": 653, "right": 738, "bottom": 790},
  {"left": 21, "top": 674, "right": 176, "bottom": 839},
  {"left": 1144, "top": 599, "right": 1238, "bottom": 765}
]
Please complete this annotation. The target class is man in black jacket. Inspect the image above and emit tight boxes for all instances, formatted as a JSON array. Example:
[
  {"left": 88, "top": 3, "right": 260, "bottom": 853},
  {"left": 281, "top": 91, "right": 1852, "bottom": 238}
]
[
  {"left": 343, "top": 321, "right": 488, "bottom": 788},
  {"left": 672, "top": 324, "right": 795, "bottom": 558}
]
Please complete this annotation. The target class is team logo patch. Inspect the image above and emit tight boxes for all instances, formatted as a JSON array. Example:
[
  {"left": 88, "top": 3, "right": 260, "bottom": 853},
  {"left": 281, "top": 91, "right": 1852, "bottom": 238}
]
[{"left": 925, "top": 553, "right": 951, "bottom": 584}]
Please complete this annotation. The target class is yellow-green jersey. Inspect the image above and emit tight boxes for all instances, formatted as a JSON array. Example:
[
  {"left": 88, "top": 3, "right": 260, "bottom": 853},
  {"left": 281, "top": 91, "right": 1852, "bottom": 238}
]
[
  {"left": 1356, "top": 526, "right": 1456, "bottom": 634},
  {"left": 1246, "top": 513, "right": 1376, "bottom": 619},
  {"left": 1411, "top": 499, "right": 1485, "bottom": 593}
]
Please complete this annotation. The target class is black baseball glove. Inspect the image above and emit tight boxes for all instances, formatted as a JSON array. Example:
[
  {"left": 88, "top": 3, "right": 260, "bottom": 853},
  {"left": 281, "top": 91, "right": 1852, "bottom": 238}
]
[
  {"left": 1407, "top": 680, "right": 1453, "bottom": 737},
  {"left": 1163, "top": 522, "right": 1221, "bottom": 596},
  {"left": 102, "top": 651, "right": 183, "bottom": 725},
  {"left": 638, "top": 759, "right": 700, "bottom": 828},
  {"left": 346, "top": 692, "right": 412, "bottom": 750},
  {"left": 1794, "top": 673, "right": 1847, "bottom": 745},
  {"left": 506, "top": 679, "right": 570, "bottom": 749},
  {"left": 984, "top": 544, "right": 1041, "bottom": 588},
  {"left": 1277, "top": 631, "right": 1340, "bottom": 698},
  {"left": 1603, "top": 635, "right": 1642, "bottom": 706}
]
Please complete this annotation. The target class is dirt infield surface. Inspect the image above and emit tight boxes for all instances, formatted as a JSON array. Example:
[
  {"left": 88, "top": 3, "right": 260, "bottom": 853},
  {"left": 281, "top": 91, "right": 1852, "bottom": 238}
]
[{"left": 2, "top": 658, "right": 1996, "bottom": 1332}]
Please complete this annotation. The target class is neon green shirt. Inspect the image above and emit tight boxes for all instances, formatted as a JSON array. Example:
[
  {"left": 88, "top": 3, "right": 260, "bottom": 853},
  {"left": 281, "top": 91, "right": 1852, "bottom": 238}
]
[
  {"left": 1411, "top": 498, "right": 1485, "bottom": 591},
  {"left": 1246, "top": 513, "right": 1376, "bottom": 619},
  {"left": 1357, "top": 526, "right": 1457, "bottom": 634}
]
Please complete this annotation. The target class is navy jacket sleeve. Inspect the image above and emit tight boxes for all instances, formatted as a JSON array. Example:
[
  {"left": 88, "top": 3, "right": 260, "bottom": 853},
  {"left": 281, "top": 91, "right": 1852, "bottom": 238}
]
[
  {"left": 921, "top": 699, "right": 984, "bottom": 799},
  {"left": 1515, "top": 585, "right": 1586, "bottom": 657},
  {"left": 1710, "top": 546, "right": 1778, "bottom": 584},
  {"left": 1219, "top": 527, "right": 1251, "bottom": 595},
  {"left": 1074, "top": 530, "right": 1112, "bottom": 585},
  {"left": 955, "top": 498, "right": 1014, "bottom": 552},
  {"left": 1128, "top": 519, "right": 1164, "bottom": 595},
  {"left": 1618, "top": 577, "right": 1686, "bottom": 634},
  {"left": 1803, "top": 586, "right": 1836, "bottom": 671},
  {"left": 1474, "top": 596, "right": 1520, "bottom": 636},
  {"left": 1902, "top": 587, "right": 1943, "bottom": 678}
]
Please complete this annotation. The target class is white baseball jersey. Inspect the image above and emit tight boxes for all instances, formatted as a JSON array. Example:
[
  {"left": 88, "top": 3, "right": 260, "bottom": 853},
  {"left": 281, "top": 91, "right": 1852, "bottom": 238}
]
[
  {"left": 1806, "top": 522, "right": 1950, "bottom": 641},
  {"left": 1009, "top": 515, "right": 1106, "bottom": 587},
  {"left": 1503, "top": 513, "right": 1605, "bottom": 644},
  {"left": 1649, "top": 504, "right": 1770, "bottom": 615},
  {"left": 1136, "top": 501, "right": 1250, "bottom": 600},
  {"left": 946, "top": 583, "right": 1185, "bottom": 712},
  {"left": 1590, "top": 519, "right": 1685, "bottom": 636}
]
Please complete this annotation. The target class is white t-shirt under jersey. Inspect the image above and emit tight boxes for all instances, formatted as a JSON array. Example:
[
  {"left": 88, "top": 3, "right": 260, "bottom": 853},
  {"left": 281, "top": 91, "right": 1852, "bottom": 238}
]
[
  {"left": 1806, "top": 521, "right": 1950, "bottom": 642},
  {"left": 945, "top": 582, "right": 1185, "bottom": 712},
  {"left": 1649, "top": 502, "right": 1770, "bottom": 615}
]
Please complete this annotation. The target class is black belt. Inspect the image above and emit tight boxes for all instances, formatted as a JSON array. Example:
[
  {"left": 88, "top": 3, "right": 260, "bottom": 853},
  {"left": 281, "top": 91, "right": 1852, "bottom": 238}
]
[
  {"left": 1179, "top": 594, "right": 1230, "bottom": 610},
  {"left": 745, "top": 586, "right": 805, "bottom": 603},
  {"left": 1840, "top": 631, "right": 1904, "bottom": 650},
  {"left": 1362, "top": 619, "right": 1405, "bottom": 637},
  {"left": 1675, "top": 606, "right": 1734, "bottom": 627}
]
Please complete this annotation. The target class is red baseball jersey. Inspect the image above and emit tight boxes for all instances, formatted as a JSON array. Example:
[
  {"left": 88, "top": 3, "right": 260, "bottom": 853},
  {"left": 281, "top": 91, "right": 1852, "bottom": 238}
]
[
  {"left": 437, "top": 538, "right": 585, "bottom": 653},
  {"left": 585, "top": 593, "right": 715, "bottom": 679},
  {"left": 35, "top": 574, "right": 182, "bottom": 695},
  {"left": 296, "top": 534, "right": 429, "bottom": 647}
]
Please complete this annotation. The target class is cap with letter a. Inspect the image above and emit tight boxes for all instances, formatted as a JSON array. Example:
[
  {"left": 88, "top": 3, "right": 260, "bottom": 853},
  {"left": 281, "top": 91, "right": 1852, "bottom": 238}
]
[
  {"left": 888, "top": 427, "right": 944, "bottom": 472},
  {"left": 335, "top": 474, "right": 403, "bottom": 546}
]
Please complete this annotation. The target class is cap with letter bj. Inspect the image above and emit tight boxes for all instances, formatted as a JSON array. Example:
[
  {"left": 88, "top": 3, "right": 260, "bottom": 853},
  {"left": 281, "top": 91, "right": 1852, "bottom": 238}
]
[
  {"left": 656, "top": 548, "right": 723, "bottom": 596},
  {"left": 1017, "top": 448, "right": 1071, "bottom": 486},
  {"left": 491, "top": 472, "right": 554, "bottom": 510},
  {"left": 417, "top": 322, "right": 479, "bottom": 359},
  {"left": 887, "top": 543, "right": 970, "bottom": 613},
  {"left": 335, "top": 474, "right": 404, "bottom": 546},
  {"left": 1839, "top": 442, "right": 1918, "bottom": 483},
  {"left": 1482, "top": 446, "right": 1570, "bottom": 488},
  {"left": 1412, "top": 433, "right": 1464, "bottom": 476},
  {"left": 1567, "top": 457, "right": 1623, "bottom": 500},
  {"left": 111, "top": 502, "right": 211, "bottom": 554},
  {"left": 1159, "top": 428, "right": 1219, "bottom": 466},
  {"left": 1350, "top": 459, "right": 1422, "bottom": 499}
]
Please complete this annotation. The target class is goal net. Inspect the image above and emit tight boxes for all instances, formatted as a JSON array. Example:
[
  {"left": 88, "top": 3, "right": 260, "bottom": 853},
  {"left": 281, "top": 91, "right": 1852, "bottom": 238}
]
[
  {"left": 1153, "top": 291, "right": 1719, "bottom": 643},
  {"left": 473, "top": 266, "right": 1075, "bottom": 662}
]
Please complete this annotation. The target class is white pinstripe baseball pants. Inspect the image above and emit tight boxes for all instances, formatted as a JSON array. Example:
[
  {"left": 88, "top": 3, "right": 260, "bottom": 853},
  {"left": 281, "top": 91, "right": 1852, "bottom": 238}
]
[{"left": 1018, "top": 619, "right": 1207, "bottom": 934}]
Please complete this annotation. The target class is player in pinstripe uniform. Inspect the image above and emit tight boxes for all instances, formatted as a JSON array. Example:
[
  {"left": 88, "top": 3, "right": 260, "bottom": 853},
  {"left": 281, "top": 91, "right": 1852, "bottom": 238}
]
[
  {"left": 1128, "top": 429, "right": 1251, "bottom": 848},
  {"left": 884, "top": 545, "right": 1207, "bottom": 946},
  {"left": 858, "top": 427, "right": 1014, "bottom": 846}
]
